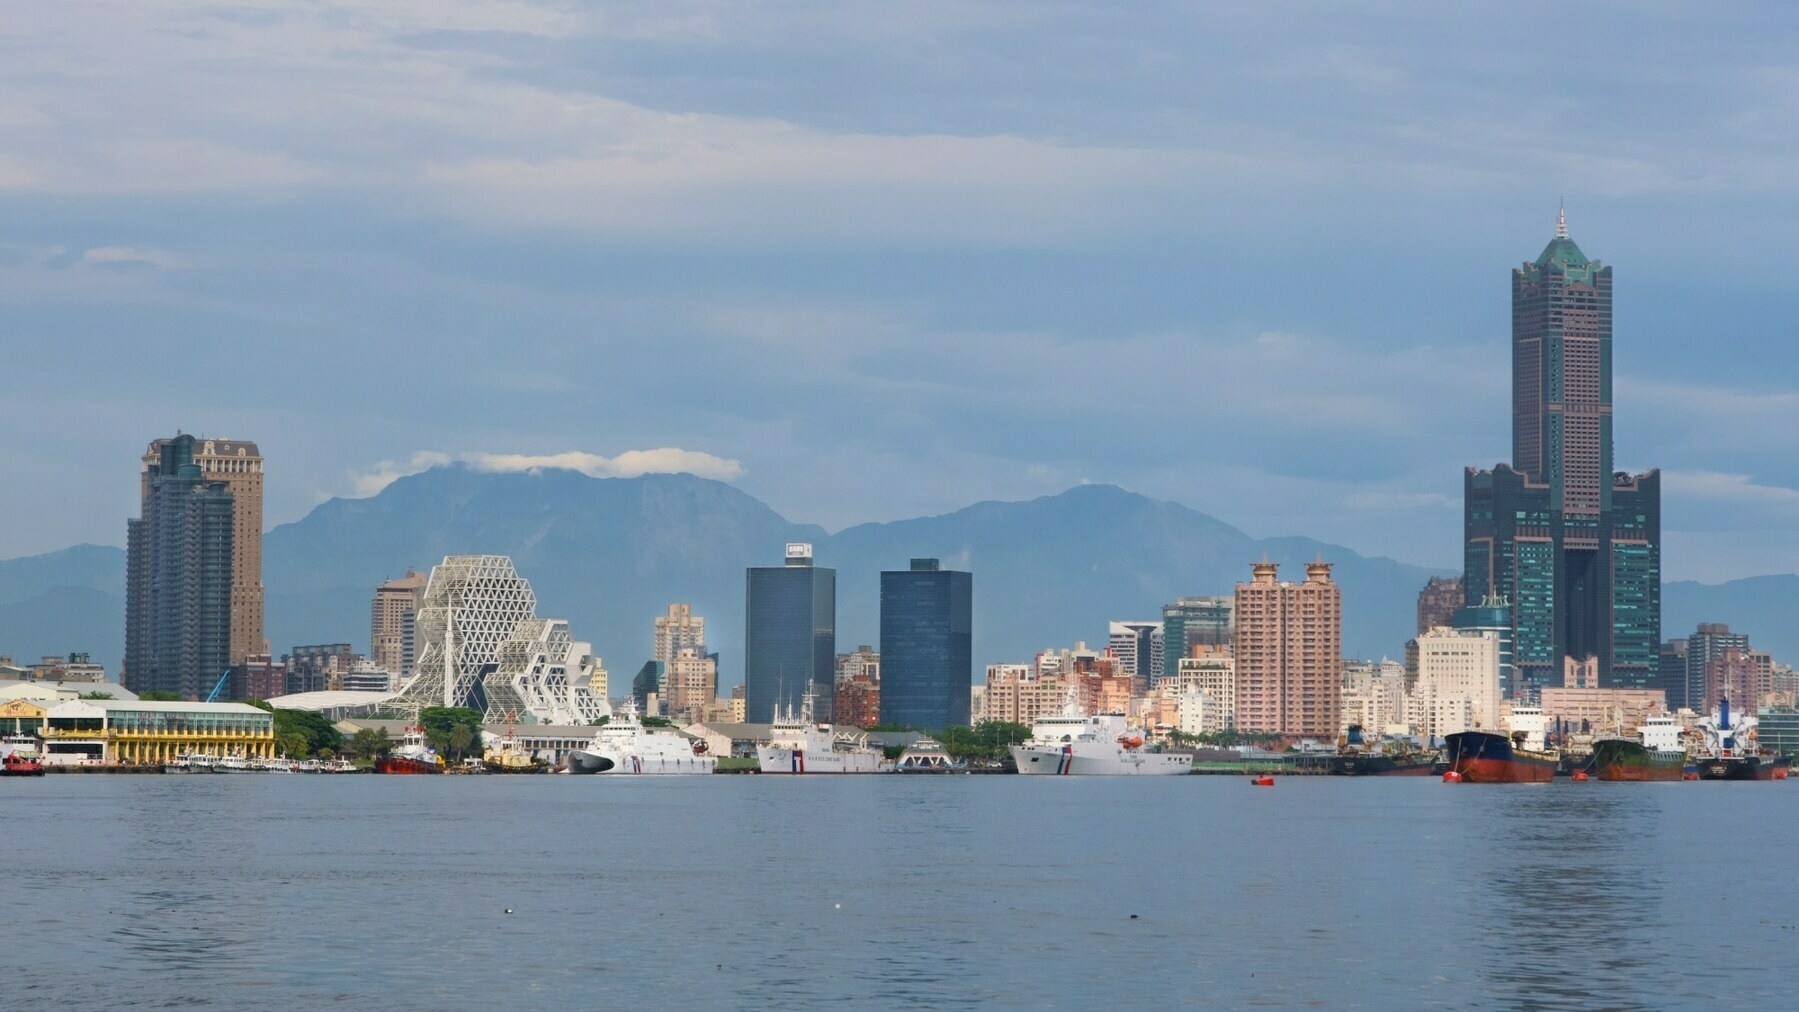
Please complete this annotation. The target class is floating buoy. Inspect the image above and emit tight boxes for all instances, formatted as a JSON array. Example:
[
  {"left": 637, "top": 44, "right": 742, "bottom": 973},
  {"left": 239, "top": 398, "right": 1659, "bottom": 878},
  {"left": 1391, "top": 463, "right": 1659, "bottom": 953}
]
[
  {"left": 1775, "top": 767, "right": 1789, "bottom": 780},
  {"left": 1682, "top": 771, "right": 1699, "bottom": 781},
  {"left": 1251, "top": 775, "right": 1274, "bottom": 787},
  {"left": 1442, "top": 770, "right": 1463, "bottom": 783},
  {"left": 1572, "top": 770, "right": 1589, "bottom": 782}
]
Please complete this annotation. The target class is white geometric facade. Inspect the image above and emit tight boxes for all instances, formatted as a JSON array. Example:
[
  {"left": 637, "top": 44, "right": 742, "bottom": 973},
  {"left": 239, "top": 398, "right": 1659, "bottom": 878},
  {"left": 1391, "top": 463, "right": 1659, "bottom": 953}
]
[
  {"left": 391, "top": 555, "right": 608, "bottom": 725},
  {"left": 486, "top": 618, "right": 609, "bottom": 726}
]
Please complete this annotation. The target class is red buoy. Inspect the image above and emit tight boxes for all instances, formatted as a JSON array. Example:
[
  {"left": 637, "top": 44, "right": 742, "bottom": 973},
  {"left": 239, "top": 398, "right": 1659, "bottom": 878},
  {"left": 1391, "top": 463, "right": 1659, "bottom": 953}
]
[
  {"left": 1442, "top": 770, "right": 1463, "bottom": 783},
  {"left": 1682, "top": 771, "right": 1699, "bottom": 781},
  {"left": 1251, "top": 775, "right": 1274, "bottom": 787},
  {"left": 1572, "top": 770, "right": 1589, "bottom": 782},
  {"left": 1775, "top": 767, "right": 1789, "bottom": 780}
]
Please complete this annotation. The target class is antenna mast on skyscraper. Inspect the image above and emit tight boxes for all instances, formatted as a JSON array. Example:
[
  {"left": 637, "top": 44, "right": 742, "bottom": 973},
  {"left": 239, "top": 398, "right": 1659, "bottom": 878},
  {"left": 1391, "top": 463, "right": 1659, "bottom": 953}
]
[{"left": 1556, "top": 199, "right": 1567, "bottom": 239}]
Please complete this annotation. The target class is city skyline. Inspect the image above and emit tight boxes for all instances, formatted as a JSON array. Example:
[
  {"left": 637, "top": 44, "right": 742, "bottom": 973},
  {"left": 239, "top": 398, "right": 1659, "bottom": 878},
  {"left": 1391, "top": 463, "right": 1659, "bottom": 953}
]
[{"left": 7, "top": 6, "right": 1799, "bottom": 584}]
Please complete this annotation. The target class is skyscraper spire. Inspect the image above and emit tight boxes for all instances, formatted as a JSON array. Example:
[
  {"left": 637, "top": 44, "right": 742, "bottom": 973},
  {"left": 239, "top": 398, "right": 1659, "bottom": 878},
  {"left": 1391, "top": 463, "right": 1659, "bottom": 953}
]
[{"left": 1556, "top": 199, "right": 1567, "bottom": 239}]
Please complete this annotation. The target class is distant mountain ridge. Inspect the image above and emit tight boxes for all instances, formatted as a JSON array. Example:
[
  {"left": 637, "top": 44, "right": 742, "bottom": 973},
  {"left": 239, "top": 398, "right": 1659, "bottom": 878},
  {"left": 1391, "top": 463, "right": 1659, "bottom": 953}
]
[{"left": 5, "top": 468, "right": 1797, "bottom": 681}]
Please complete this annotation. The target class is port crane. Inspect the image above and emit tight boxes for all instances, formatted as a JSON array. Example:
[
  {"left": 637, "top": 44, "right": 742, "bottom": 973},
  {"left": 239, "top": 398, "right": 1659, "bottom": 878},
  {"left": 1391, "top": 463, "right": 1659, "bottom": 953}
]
[{"left": 204, "top": 669, "right": 232, "bottom": 703}]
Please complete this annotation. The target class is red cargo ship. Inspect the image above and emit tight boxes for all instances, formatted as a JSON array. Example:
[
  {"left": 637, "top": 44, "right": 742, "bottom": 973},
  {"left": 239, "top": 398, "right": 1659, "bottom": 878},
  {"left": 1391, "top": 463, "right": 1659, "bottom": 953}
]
[{"left": 1443, "top": 707, "right": 1558, "bottom": 783}]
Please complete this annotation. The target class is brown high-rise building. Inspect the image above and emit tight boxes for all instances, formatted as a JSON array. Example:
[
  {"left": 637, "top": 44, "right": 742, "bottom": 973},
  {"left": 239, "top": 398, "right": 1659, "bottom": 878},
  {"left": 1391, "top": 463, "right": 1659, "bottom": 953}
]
[
  {"left": 1233, "top": 561, "right": 1341, "bottom": 740},
  {"left": 1416, "top": 575, "right": 1462, "bottom": 637},
  {"left": 371, "top": 570, "right": 429, "bottom": 676},
  {"left": 141, "top": 435, "right": 265, "bottom": 664}
]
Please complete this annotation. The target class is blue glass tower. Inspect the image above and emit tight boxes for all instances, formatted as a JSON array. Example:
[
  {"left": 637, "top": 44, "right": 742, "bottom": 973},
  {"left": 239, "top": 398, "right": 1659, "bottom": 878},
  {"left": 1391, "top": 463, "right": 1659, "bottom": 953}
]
[
  {"left": 745, "top": 544, "right": 836, "bottom": 723},
  {"left": 879, "top": 559, "right": 974, "bottom": 731}
]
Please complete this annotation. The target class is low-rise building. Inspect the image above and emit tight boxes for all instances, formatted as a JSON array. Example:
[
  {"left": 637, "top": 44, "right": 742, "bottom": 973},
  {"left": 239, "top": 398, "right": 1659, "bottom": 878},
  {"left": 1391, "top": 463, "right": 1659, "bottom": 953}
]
[
  {"left": 39, "top": 699, "right": 274, "bottom": 765},
  {"left": 1538, "top": 687, "right": 1668, "bottom": 734}
]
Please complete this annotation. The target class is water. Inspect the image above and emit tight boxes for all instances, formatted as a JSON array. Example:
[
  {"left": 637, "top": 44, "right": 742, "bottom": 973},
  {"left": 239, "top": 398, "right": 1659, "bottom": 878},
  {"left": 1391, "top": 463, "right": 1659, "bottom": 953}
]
[{"left": 5, "top": 775, "right": 1795, "bottom": 1009}]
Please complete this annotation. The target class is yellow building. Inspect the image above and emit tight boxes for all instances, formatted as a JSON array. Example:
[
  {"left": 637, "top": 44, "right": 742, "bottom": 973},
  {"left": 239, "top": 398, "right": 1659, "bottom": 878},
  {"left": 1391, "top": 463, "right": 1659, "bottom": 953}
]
[
  {"left": 0, "top": 698, "right": 46, "bottom": 736},
  {"left": 40, "top": 700, "right": 275, "bottom": 765}
]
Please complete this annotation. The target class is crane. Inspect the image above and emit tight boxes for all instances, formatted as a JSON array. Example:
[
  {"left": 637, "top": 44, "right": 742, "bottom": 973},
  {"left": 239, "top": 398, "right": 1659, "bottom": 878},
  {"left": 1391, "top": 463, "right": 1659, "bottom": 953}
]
[{"left": 204, "top": 669, "right": 232, "bottom": 703}]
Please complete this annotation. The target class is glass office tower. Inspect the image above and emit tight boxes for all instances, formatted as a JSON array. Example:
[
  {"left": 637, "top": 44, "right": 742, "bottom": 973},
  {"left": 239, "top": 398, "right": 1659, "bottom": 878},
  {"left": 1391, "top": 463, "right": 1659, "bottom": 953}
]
[
  {"left": 745, "top": 544, "right": 836, "bottom": 723},
  {"left": 880, "top": 559, "right": 973, "bottom": 731}
]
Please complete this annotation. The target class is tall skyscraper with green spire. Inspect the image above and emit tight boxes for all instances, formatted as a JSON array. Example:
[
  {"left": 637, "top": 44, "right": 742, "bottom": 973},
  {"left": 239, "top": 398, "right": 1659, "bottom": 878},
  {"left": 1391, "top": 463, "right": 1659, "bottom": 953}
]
[{"left": 1463, "top": 209, "right": 1660, "bottom": 697}]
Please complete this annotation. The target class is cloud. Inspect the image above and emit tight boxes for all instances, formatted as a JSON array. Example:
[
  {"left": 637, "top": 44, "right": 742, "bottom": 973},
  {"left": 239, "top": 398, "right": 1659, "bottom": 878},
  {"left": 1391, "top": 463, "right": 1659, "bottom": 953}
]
[
  {"left": 1662, "top": 471, "right": 1799, "bottom": 506},
  {"left": 80, "top": 246, "right": 192, "bottom": 271},
  {"left": 462, "top": 449, "right": 745, "bottom": 480},
  {"left": 345, "top": 447, "right": 744, "bottom": 498},
  {"left": 348, "top": 451, "right": 454, "bottom": 497}
]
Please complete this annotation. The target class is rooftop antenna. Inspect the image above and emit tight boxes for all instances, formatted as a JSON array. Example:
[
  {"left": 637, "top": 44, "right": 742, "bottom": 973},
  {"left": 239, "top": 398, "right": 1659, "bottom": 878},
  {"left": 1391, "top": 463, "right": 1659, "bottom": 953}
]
[{"left": 1556, "top": 199, "right": 1567, "bottom": 239}]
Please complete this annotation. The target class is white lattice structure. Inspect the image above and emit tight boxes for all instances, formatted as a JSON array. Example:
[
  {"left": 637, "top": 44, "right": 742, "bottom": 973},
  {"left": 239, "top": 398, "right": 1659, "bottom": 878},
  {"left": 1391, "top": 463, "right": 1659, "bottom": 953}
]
[
  {"left": 390, "top": 555, "right": 607, "bottom": 724},
  {"left": 485, "top": 618, "right": 610, "bottom": 726}
]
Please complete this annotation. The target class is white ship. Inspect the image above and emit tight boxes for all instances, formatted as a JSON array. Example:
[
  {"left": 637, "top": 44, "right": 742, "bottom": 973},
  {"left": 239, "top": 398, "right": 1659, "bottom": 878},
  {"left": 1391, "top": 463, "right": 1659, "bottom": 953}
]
[
  {"left": 756, "top": 694, "right": 891, "bottom": 774},
  {"left": 1010, "top": 702, "right": 1193, "bottom": 776},
  {"left": 566, "top": 700, "right": 717, "bottom": 775}
]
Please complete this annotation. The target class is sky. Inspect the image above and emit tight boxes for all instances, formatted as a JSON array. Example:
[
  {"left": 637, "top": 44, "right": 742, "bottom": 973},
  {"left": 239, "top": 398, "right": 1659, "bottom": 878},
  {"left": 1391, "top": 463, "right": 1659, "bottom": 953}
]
[{"left": 5, "top": 2, "right": 1799, "bottom": 582}]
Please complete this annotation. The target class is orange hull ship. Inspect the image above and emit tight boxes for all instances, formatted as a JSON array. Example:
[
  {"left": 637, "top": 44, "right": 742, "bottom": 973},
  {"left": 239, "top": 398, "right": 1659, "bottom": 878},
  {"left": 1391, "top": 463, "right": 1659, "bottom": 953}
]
[{"left": 1443, "top": 729, "right": 1557, "bottom": 784}]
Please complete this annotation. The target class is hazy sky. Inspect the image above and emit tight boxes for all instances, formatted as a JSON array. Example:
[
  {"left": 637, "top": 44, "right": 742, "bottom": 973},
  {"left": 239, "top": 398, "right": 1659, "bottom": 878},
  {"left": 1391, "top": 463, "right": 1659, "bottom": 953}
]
[{"left": 5, "top": 2, "right": 1799, "bottom": 581}]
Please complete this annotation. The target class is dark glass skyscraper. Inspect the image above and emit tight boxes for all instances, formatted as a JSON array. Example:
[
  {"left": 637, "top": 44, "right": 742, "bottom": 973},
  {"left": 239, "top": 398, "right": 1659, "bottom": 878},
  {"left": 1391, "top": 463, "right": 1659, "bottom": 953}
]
[
  {"left": 124, "top": 434, "right": 236, "bottom": 699},
  {"left": 744, "top": 544, "right": 836, "bottom": 723},
  {"left": 879, "top": 559, "right": 973, "bottom": 731},
  {"left": 1464, "top": 211, "right": 1660, "bottom": 695}
]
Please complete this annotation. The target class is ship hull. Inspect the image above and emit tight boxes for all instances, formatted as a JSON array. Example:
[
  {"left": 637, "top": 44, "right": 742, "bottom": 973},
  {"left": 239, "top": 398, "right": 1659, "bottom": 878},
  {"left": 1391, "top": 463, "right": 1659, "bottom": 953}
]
[
  {"left": 1009, "top": 743, "right": 1193, "bottom": 775},
  {"left": 1443, "top": 731, "right": 1557, "bottom": 783},
  {"left": 1325, "top": 753, "right": 1436, "bottom": 776},
  {"left": 567, "top": 749, "right": 716, "bottom": 775},
  {"left": 375, "top": 755, "right": 444, "bottom": 774},
  {"left": 1695, "top": 754, "right": 1790, "bottom": 781},
  {"left": 757, "top": 747, "right": 886, "bottom": 774},
  {"left": 1590, "top": 739, "right": 1686, "bottom": 782}
]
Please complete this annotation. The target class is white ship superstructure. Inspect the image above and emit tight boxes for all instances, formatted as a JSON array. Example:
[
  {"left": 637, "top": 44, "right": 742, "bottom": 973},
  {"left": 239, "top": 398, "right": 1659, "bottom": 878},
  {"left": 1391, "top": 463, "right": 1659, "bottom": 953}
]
[
  {"left": 567, "top": 700, "right": 716, "bottom": 775},
  {"left": 1010, "top": 698, "right": 1192, "bottom": 775},
  {"left": 756, "top": 694, "right": 890, "bottom": 774}
]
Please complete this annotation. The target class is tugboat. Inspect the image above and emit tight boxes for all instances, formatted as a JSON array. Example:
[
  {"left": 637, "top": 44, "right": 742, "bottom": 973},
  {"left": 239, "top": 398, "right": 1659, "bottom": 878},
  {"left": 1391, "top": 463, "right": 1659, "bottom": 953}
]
[
  {"left": 1323, "top": 724, "right": 1436, "bottom": 776},
  {"left": 1, "top": 735, "right": 45, "bottom": 777},
  {"left": 1590, "top": 713, "right": 1688, "bottom": 782},
  {"left": 1443, "top": 706, "right": 1559, "bottom": 783},
  {"left": 1693, "top": 697, "right": 1790, "bottom": 781},
  {"left": 374, "top": 727, "right": 446, "bottom": 774}
]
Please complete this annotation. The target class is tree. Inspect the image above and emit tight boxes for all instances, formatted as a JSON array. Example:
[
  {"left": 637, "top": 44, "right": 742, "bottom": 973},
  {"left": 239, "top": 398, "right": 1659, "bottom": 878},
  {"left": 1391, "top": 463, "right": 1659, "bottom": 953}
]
[
  {"left": 263, "top": 707, "right": 344, "bottom": 758},
  {"left": 447, "top": 723, "right": 476, "bottom": 760},
  {"left": 641, "top": 715, "right": 674, "bottom": 728},
  {"left": 137, "top": 690, "right": 182, "bottom": 701},
  {"left": 79, "top": 691, "right": 115, "bottom": 700},
  {"left": 349, "top": 727, "right": 392, "bottom": 760},
  {"left": 419, "top": 706, "right": 484, "bottom": 758}
]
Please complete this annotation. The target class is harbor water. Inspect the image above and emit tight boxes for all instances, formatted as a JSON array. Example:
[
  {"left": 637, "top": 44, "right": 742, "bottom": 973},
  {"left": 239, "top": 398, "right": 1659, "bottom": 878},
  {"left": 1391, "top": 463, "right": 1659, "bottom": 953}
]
[{"left": 5, "top": 775, "right": 1794, "bottom": 1009}]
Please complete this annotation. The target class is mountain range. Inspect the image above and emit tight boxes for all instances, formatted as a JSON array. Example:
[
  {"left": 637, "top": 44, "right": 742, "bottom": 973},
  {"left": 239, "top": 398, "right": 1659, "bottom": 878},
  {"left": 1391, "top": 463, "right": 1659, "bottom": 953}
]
[{"left": 3, "top": 467, "right": 1795, "bottom": 682}]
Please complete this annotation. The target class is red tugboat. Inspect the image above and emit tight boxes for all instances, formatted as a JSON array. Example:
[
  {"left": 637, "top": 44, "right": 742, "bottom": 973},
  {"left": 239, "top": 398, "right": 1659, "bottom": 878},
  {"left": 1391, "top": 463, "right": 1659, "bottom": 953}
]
[
  {"left": 1443, "top": 706, "right": 1559, "bottom": 783},
  {"left": 374, "top": 727, "right": 445, "bottom": 774},
  {"left": 1, "top": 735, "right": 46, "bottom": 776}
]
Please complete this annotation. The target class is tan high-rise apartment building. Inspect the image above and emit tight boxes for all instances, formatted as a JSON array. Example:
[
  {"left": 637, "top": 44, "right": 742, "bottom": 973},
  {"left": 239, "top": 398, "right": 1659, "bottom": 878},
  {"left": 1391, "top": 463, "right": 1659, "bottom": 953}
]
[
  {"left": 653, "top": 603, "right": 705, "bottom": 664},
  {"left": 1233, "top": 561, "right": 1341, "bottom": 740},
  {"left": 141, "top": 436, "right": 264, "bottom": 664},
  {"left": 664, "top": 647, "right": 717, "bottom": 723},
  {"left": 371, "top": 570, "right": 429, "bottom": 677}
]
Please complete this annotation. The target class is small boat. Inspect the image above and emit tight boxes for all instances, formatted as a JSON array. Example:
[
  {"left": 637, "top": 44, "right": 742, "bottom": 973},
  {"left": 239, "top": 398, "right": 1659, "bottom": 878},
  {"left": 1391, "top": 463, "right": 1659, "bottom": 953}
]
[
  {"left": 1, "top": 735, "right": 46, "bottom": 776},
  {"left": 1, "top": 752, "right": 45, "bottom": 777},
  {"left": 1321, "top": 724, "right": 1438, "bottom": 776},
  {"left": 891, "top": 737, "right": 967, "bottom": 773}
]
